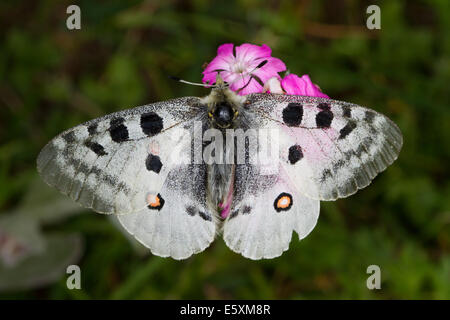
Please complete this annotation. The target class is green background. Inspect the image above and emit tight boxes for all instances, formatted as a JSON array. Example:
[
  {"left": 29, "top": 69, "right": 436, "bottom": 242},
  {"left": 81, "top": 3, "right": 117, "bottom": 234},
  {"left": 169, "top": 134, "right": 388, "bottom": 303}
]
[{"left": 0, "top": 0, "right": 449, "bottom": 299}]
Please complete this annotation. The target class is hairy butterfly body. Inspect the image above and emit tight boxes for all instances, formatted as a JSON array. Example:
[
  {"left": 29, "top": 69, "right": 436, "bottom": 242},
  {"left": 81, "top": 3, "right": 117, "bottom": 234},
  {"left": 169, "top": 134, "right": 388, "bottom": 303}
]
[{"left": 37, "top": 77, "right": 402, "bottom": 260}]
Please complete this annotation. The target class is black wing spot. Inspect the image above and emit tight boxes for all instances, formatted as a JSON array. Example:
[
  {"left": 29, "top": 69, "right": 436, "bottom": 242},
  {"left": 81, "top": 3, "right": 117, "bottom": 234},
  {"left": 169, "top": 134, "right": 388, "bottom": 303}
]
[
  {"left": 242, "top": 205, "right": 252, "bottom": 214},
  {"left": 274, "top": 192, "right": 293, "bottom": 212},
  {"left": 109, "top": 117, "right": 129, "bottom": 143},
  {"left": 145, "top": 153, "right": 162, "bottom": 173},
  {"left": 317, "top": 103, "right": 331, "bottom": 110},
  {"left": 339, "top": 121, "right": 357, "bottom": 139},
  {"left": 62, "top": 131, "right": 76, "bottom": 143},
  {"left": 316, "top": 109, "right": 333, "bottom": 128},
  {"left": 365, "top": 110, "right": 376, "bottom": 123},
  {"left": 87, "top": 123, "right": 98, "bottom": 135},
  {"left": 141, "top": 112, "right": 163, "bottom": 136},
  {"left": 342, "top": 105, "right": 352, "bottom": 118},
  {"left": 282, "top": 103, "right": 303, "bottom": 127},
  {"left": 198, "top": 211, "right": 212, "bottom": 222},
  {"left": 85, "top": 141, "right": 107, "bottom": 156},
  {"left": 186, "top": 206, "right": 196, "bottom": 216},
  {"left": 288, "top": 145, "right": 303, "bottom": 164},
  {"left": 111, "top": 117, "right": 125, "bottom": 127}
]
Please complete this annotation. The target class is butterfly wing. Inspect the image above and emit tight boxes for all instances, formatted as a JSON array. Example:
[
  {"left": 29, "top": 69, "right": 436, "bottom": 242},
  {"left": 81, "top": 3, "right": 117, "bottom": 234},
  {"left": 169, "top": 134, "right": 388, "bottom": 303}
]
[
  {"left": 37, "top": 97, "right": 204, "bottom": 214},
  {"left": 223, "top": 93, "right": 401, "bottom": 259},
  {"left": 117, "top": 163, "right": 216, "bottom": 260},
  {"left": 223, "top": 164, "right": 320, "bottom": 260},
  {"left": 243, "top": 93, "right": 403, "bottom": 200}
]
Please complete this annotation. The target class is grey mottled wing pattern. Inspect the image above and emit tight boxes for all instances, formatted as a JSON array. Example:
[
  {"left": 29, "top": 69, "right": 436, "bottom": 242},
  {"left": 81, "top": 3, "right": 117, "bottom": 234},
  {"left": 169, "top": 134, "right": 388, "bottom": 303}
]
[
  {"left": 243, "top": 93, "right": 403, "bottom": 200},
  {"left": 37, "top": 97, "right": 203, "bottom": 214}
]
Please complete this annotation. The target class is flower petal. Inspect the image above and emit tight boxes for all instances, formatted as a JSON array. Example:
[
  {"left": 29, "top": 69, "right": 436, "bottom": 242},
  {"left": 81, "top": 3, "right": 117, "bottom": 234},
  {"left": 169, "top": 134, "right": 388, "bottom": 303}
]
[
  {"left": 235, "top": 43, "right": 272, "bottom": 63},
  {"left": 202, "top": 57, "right": 233, "bottom": 83},
  {"left": 252, "top": 57, "right": 286, "bottom": 83},
  {"left": 203, "top": 56, "right": 232, "bottom": 74},
  {"left": 219, "top": 70, "right": 238, "bottom": 83},
  {"left": 202, "top": 43, "right": 288, "bottom": 95},
  {"left": 216, "top": 43, "right": 234, "bottom": 57},
  {"left": 281, "top": 74, "right": 329, "bottom": 98},
  {"left": 230, "top": 76, "right": 264, "bottom": 95},
  {"left": 202, "top": 44, "right": 236, "bottom": 84},
  {"left": 202, "top": 71, "right": 217, "bottom": 85}
]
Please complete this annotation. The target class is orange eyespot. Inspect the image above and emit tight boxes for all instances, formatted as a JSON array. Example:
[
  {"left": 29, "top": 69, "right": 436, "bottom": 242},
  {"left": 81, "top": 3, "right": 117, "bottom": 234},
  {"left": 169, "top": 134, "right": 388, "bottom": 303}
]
[
  {"left": 146, "top": 193, "right": 165, "bottom": 210},
  {"left": 148, "top": 196, "right": 160, "bottom": 207},
  {"left": 277, "top": 196, "right": 290, "bottom": 208},
  {"left": 274, "top": 193, "right": 293, "bottom": 212}
]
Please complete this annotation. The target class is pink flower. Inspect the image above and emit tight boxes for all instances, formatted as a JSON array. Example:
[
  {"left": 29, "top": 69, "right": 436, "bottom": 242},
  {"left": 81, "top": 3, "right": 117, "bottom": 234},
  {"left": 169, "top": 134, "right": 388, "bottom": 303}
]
[
  {"left": 281, "top": 74, "right": 329, "bottom": 98},
  {"left": 202, "top": 43, "right": 286, "bottom": 95}
]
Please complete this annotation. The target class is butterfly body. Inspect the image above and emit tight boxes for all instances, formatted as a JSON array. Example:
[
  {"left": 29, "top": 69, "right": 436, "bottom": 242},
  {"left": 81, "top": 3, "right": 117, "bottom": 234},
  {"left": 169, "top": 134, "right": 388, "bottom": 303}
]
[
  {"left": 201, "top": 80, "right": 243, "bottom": 218},
  {"left": 37, "top": 83, "right": 402, "bottom": 260}
]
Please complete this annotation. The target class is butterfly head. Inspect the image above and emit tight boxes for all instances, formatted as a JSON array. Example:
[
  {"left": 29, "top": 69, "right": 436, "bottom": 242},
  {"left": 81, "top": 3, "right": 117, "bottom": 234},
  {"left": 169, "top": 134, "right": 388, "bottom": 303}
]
[
  {"left": 209, "top": 101, "right": 237, "bottom": 128},
  {"left": 203, "top": 75, "right": 245, "bottom": 129}
]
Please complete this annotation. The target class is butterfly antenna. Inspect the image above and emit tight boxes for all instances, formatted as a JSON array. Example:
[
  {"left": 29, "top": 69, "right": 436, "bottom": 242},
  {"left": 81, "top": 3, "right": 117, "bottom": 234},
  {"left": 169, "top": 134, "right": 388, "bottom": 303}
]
[{"left": 168, "top": 76, "right": 217, "bottom": 88}]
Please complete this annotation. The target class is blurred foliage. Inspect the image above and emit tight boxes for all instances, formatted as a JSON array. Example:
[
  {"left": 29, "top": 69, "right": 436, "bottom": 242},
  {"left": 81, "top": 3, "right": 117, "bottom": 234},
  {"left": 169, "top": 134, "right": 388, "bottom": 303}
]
[
  {"left": 0, "top": 178, "right": 83, "bottom": 292},
  {"left": 0, "top": 0, "right": 449, "bottom": 299}
]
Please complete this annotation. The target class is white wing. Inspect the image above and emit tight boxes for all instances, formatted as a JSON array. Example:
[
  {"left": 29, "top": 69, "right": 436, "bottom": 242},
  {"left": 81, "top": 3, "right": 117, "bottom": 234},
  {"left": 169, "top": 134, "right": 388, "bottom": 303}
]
[
  {"left": 223, "top": 165, "right": 320, "bottom": 260},
  {"left": 222, "top": 93, "right": 402, "bottom": 259},
  {"left": 243, "top": 93, "right": 403, "bottom": 200},
  {"left": 118, "top": 164, "right": 216, "bottom": 260}
]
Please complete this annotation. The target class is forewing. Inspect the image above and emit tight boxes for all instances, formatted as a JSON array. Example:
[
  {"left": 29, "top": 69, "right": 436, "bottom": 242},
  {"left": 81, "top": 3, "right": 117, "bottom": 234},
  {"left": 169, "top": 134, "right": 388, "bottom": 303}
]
[
  {"left": 37, "top": 97, "right": 203, "bottom": 214},
  {"left": 244, "top": 93, "right": 403, "bottom": 200}
]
